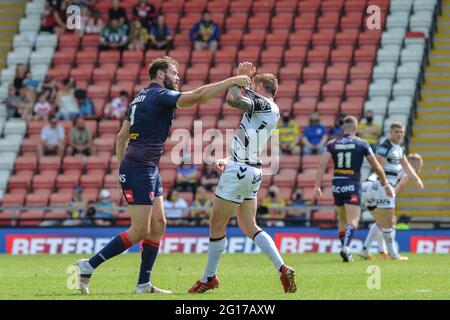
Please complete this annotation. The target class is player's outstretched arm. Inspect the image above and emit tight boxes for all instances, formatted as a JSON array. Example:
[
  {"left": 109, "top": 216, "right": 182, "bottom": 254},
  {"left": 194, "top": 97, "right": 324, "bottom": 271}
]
[
  {"left": 313, "top": 151, "right": 332, "bottom": 200},
  {"left": 401, "top": 156, "right": 424, "bottom": 189},
  {"left": 177, "top": 75, "right": 251, "bottom": 108},
  {"left": 226, "top": 86, "right": 253, "bottom": 113},
  {"left": 396, "top": 173, "right": 411, "bottom": 194},
  {"left": 115, "top": 120, "right": 130, "bottom": 162},
  {"left": 366, "top": 154, "right": 395, "bottom": 197}
]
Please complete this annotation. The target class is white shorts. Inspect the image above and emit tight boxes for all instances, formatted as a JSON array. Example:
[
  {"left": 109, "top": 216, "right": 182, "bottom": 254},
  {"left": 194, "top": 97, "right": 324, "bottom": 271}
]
[
  {"left": 361, "top": 180, "right": 377, "bottom": 209},
  {"left": 373, "top": 181, "right": 396, "bottom": 209},
  {"left": 215, "top": 161, "right": 262, "bottom": 204}
]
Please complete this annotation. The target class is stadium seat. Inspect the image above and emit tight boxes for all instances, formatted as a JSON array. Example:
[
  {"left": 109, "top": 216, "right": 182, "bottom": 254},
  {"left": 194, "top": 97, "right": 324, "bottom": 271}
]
[
  {"left": 311, "top": 210, "right": 336, "bottom": 228},
  {"left": 19, "top": 210, "right": 45, "bottom": 226}
]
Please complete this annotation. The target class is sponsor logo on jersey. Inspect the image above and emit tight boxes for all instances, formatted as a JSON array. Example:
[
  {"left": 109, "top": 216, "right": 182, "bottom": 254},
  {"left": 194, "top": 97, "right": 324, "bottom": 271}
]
[
  {"left": 123, "top": 189, "right": 135, "bottom": 203},
  {"left": 149, "top": 192, "right": 155, "bottom": 201},
  {"left": 332, "top": 184, "right": 356, "bottom": 193},
  {"left": 334, "top": 169, "right": 355, "bottom": 175},
  {"left": 129, "top": 133, "right": 139, "bottom": 140}
]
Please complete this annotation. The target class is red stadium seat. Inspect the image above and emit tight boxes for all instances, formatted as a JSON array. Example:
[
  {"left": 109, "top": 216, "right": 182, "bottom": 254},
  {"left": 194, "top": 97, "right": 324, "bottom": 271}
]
[
  {"left": 209, "top": 64, "right": 232, "bottom": 82},
  {"left": 326, "top": 63, "right": 350, "bottom": 80},
  {"left": 237, "top": 46, "right": 260, "bottom": 64},
  {"left": 302, "top": 63, "right": 326, "bottom": 81},
  {"left": 25, "top": 193, "right": 49, "bottom": 206},
  {"left": 316, "top": 98, "right": 341, "bottom": 116},
  {"left": 248, "top": 13, "right": 271, "bottom": 31},
  {"left": 302, "top": 155, "right": 321, "bottom": 170},
  {"left": 345, "top": 80, "right": 369, "bottom": 98},
  {"left": 179, "top": 14, "right": 202, "bottom": 32},
  {"left": 86, "top": 154, "right": 110, "bottom": 171},
  {"left": 275, "top": 98, "right": 294, "bottom": 114},
  {"left": 7, "top": 175, "right": 32, "bottom": 191},
  {"left": 32, "top": 172, "right": 57, "bottom": 190},
  {"left": 70, "top": 65, "right": 94, "bottom": 82},
  {"left": 358, "top": 31, "right": 382, "bottom": 46},
  {"left": 279, "top": 63, "right": 303, "bottom": 81},
  {"left": 76, "top": 50, "right": 98, "bottom": 65},
  {"left": 341, "top": 99, "right": 364, "bottom": 117},
  {"left": 49, "top": 193, "right": 72, "bottom": 206},
  {"left": 81, "top": 34, "right": 100, "bottom": 49},
  {"left": 321, "top": 0, "right": 344, "bottom": 12},
  {"left": 53, "top": 50, "right": 76, "bottom": 66},
  {"left": 116, "top": 66, "right": 139, "bottom": 82},
  {"left": 350, "top": 63, "right": 374, "bottom": 80},
  {"left": 311, "top": 210, "right": 336, "bottom": 228},
  {"left": 59, "top": 32, "right": 81, "bottom": 49},
  {"left": 21, "top": 136, "right": 40, "bottom": 153},
  {"left": 214, "top": 47, "right": 237, "bottom": 65},
  {"left": 322, "top": 81, "right": 346, "bottom": 98},
  {"left": 273, "top": 169, "right": 298, "bottom": 187},
  {"left": 229, "top": 0, "right": 252, "bottom": 13},
  {"left": 275, "top": 0, "right": 298, "bottom": 14},
  {"left": 207, "top": 0, "right": 229, "bottom": 12},
  {"left": 122, "top": 50, "right": 143, "bottom": 65},
  {"left": 284, "top": 46, "right": 307, "bottom": 64},
  {"left": 312, "top": 29, "right": 335, "bottom": 46},
  {"left": 63, "top": 156, "right": 84, "bottom": 171},
  {"left": 99, "top": 50, "right": 121, "bottom": 65},
  {"left": 98, "top": 120, "right": 120, "bottom": 136},
  {"left": 243, "top": 31, "right": 266, "bottom": 47},
  {"left": 191, "top": 50, "right": 213, "bottom": 65},
  {"left": 2, "top": 194, "right": 25, "bottom": 207},
  {"left": 276, "top": 81, "right": 297, "bottom": 99},
  {"left": 198, "top": 99, "right": 223, "bottom": 116},
  {"left": 335, "top": 29, "right": 359, "bottom": 46},
  {"left": 293, "top": 98, "right": 317, "bottom": 116},
  {"left": 80, "top": 172, "right": 105, "bottom": 189},
  {"left": 265, "top": 31, "right": 289, "bottom": 47},
  {"left": 340, "top": 14, "right": 363, "bottom": 29},
  {"left": 298, "top": 81, "right": 322, "bottom": 98},
  {"left": 56, "top": 172, "right": 81, "bottom": 190},
  {"left": 258, "top": 63, "right": 280, "bottom": 76},
  {"left": 94, "top": 136, "right": 116, "bottom": 153},
  {"left": 288, "top": 31, "right": 312, "bottom": 47},
  {"left": 294, "top": 14, "right": 316, "bottom": 31},
  {"left": 298, "top": 0, "right": 320, "bottom": 13},
  {"left": 19, "top": 211, "right": 45, "bottom": 226},
  {"left": 186, "top": 64, "right": 209, "bottom": 82},
  {"left": 317, "top": 13, "right": 340, "bottom": 29},
  {"left": 307, "top": 46, "right": 331, "bottom": 63},
  {"left": 225, "top": 13, "right": 249, "bottom": 31},
  {"left": 260, "top": 48, "right": 283, "bottom": 64},
  {"left": 14, "top": 155, "right": 38, "bottom": 172},
  {"left": 271, "top": 14, "right": 294, "bottom": 31},
  {"left": 330, "top": 46, "right": 354, "bottom": 63},
  {"left": 220, "top": 30, "right": 243, "bottom": 47},
  {"left": 161, "top": 0, "right": 185, "bottom": 14},
  {"left": 38, "top": 156, "right": 61, "bottom": 172},
  {"left": 280, "top": 155, "right": 301, "bottom": 169}
]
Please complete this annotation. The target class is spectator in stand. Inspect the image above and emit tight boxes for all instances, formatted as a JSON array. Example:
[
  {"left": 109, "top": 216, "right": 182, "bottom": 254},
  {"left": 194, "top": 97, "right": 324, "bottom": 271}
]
[
  {"left": 85, "top": 10, "right": 105, "bottom": 34},
  {"left": 302, "top": 112, "right": 328, "bottom": 155},
  {"left": 278, "top": 112, "right": 300, "bottom": 155},
  {"left": 189, "top": 186, "right": 212, "bottom": 226},
  {"left": 99, "top": 18, "right": 128, "bottom": 51},
  {"left": 148, "top": 15, "right": 173, "bottom": 50},
  {"left": 94, "top": 189, "right": 118, "bottom": 226},
  {"left": 128, "top": 19, "right": 149, "bottom": 51},
  {"left": 190, "top": 11, "right": 219, "bottom": 52},
  {"left": 286, "top": 187, "right": 308, "bottom": 220},
  {"left": 40, "top": 2, "right": 66, "bottom": 35},
  {"left": 175, "top": 159, "right": 199, "bottom": 193},
  {"left": 41, "top": 76, "right": 57, "bottom": 102},
  {"left": 164, "top": 189, "right": 189, "bottom": 226},
  {"left": 330, "top": 113, "right": 346, "bottom": 140},
  {"left": 37, "top": 116, "right": 66, "bottom": 158},
  {"left": 23, "top": 70, "right": 40, "bottom": 92},
  {"left": 66, "top": 116, "right": 95, "bottom": 156},
  {"left": 55, "top": 78, "right": 79, "bottom": 120},
  {"left": 357, "top": 110, "right": 381, "bottom": 152},
  {"left": 74, "top": 88, "right": 95, "bottom": 117},
  {"left": 200, "top": 162, "right": 219, "bottom": 192},
  {"left": 13, "top": 64, "right": 27, "bottom": 91},
  {"left": 33, "top": 91, "right": 52, "bottom": 121},
  {"left": 16, "top": 87, "right": 35, "bottom": 121},
  {"left": 108, "top": 0, "right": 129, "bottom": 33},
  {"left": 103, "top": 90, "right": 129, "bottom": 119},
  {"left": 133, "top": 0, "right": 157, "bottom": 29},
  {"left": 259, "top": 185, "right": 287, "bottom": 227},
  {"left": 63, "top": 186, "right": 86, "bottom": 226},
  {"left": 4, "top": 84, "right": 22, "bottom": 119}
]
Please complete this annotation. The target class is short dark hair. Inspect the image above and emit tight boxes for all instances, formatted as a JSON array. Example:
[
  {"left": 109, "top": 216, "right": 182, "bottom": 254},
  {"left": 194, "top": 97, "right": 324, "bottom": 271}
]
[
  {"left": 253, "top": 73, "right": 279, "bottom": 97},
  {"left": 148, "top": 56, "right": 179, "bottom": 80},
  {"left": 119, "top": 90, "right": 129, "bottom": 97}
]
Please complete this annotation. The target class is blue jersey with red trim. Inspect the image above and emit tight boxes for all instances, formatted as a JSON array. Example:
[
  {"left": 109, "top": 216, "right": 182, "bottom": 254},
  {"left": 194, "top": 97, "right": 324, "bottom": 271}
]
[
  {"left": 123, "top": 83, "right": 181, "bottom": 166},
  {"left": 326, "top": 134, "right": 373, "bottom": 180}
]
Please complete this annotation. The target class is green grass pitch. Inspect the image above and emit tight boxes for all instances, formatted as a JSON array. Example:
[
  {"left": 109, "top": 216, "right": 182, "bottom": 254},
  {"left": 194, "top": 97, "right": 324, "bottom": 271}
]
[{"left": 0, "top": 253, "right": 449, "bottom": 300}]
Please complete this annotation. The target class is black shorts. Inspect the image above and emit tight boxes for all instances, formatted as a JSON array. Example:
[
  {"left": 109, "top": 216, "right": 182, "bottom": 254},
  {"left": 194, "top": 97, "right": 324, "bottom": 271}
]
[
  {"left": 119, "top": 161, "right": 163, "bottom": 205},
  {"left": 332, "top": 178, "right": 361, "bottom": 206}
]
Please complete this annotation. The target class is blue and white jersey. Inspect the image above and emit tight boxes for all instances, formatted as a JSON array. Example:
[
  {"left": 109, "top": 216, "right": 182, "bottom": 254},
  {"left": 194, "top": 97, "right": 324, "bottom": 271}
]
[{"left": 376, "top": 139, "right": 405, "bottom": 186}]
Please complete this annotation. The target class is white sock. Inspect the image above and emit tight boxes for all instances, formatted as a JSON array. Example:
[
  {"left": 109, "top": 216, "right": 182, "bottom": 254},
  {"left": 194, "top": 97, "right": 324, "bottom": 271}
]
[
  {"left": 377, "top": 232, "right": 387, "bottom": 253},
  {"left": 201, "top": 237, "right": 227, "bottom": 282},
  {"left": 363, "top": 223, "right": 381, "bottom": 252},
  {"left": 382, "top": 228, "right": 398, "bottom": 257},
  {"left": 253, "top": 231, "right": 284, "bottom": 273}
]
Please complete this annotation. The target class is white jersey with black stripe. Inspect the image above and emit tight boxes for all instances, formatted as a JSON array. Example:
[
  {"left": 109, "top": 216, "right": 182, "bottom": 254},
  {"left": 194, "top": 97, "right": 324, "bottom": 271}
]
[
  {"left": 229, "top": 88, "right": 280, "bottom": 165},
  {"left": 375, "top": 139, "right": 405, "bottom": 186}
]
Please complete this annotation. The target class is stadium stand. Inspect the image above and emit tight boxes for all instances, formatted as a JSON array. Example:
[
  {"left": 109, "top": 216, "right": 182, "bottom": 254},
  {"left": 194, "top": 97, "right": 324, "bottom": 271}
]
[{"left": 0, "top": 0, "right": 445, "bottom": 227}]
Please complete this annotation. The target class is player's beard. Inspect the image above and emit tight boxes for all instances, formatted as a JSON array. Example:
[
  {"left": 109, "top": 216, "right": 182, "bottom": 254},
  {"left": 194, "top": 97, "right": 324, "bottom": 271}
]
[{"left": 163, "top": 74, "right": 176, "bottom": 91}]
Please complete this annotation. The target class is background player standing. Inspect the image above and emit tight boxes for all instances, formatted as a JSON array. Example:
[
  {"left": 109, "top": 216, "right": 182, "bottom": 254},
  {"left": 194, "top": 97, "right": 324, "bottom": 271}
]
[
  {"left": 313, "top": 116, "right": 395, "bottom": 262},
  {"left": 74, "top": 56, "right": 251, "bottom": 294},
  {"left": 188, "top": 62, "right": 297, "bottom": 294},
  {"left": 362, "top": 123, "right": 424, "bottom": 260},
  {"left": 360, "top": 153, "right": 424, "bottom": 260}
]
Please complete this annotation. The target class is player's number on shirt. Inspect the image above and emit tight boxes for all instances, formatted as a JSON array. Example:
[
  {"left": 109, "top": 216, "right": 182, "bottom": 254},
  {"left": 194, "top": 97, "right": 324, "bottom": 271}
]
[
  {"left": 129, "top": 105, "right": 137, "bottom": 126},
  {"left": 337, "top": 152, "right": 352, "bottom": 169}
]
